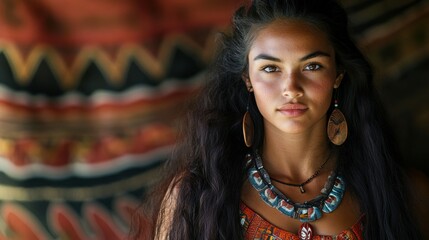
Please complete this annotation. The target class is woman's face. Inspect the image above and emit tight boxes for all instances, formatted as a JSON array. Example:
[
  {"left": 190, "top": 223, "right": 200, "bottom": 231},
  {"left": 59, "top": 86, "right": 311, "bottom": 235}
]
[{"left": 246, "top": 20, "right": 342, "bottom": 135}]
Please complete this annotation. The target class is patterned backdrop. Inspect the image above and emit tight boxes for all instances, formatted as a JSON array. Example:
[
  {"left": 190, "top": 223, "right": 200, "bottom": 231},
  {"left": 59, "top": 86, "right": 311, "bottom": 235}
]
[
  {"left": 0, "top": 0, "right": 428, "bottom": 239},
  {"left": 0, "top": 0, "right": 241, "bottom": 239}
]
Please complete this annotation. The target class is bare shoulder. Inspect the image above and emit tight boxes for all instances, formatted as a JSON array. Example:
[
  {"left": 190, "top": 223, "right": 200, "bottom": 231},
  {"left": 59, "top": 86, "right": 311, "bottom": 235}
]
[
  {"left": 155, "top": 177, "right": 182, "bottom": 240},
  {"left": 406, "top": 168, "right": 429, "bottom": 239}
]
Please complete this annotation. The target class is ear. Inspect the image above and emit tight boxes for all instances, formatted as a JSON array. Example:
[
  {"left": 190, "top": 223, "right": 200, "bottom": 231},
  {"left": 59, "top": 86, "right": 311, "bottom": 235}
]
[
  {"left": 334, "top": 72, "right": 345, "bottom": 89},
  {"left": 242, "top": 73, "right": 253, "bottom": 92}
]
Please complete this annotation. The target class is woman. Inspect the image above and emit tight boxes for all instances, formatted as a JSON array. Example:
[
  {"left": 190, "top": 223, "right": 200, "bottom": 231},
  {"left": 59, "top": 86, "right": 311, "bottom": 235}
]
[{"left": 132, "top": 0, "right": 423, "bottom": 239}]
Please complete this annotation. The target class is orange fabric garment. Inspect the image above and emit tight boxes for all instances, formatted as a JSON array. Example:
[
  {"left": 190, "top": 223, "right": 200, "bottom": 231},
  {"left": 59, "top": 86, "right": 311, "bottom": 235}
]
[{"left": 240, "top": 202, "right": 364, "bottom": 240}]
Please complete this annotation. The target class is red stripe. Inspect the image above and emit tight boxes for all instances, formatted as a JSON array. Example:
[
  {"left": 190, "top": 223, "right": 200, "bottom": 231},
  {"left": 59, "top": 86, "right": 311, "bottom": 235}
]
[{"left": 0, "top": 87, "right": 200, "bottom": 115}]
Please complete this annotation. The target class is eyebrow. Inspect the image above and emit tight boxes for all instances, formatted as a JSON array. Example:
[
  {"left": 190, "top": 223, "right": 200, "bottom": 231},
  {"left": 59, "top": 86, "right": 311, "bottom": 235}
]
[
  {"left": 253, "top": 51, "right": 331, "bottom": 62},
  {"left": 300, "top": 51, "right": 331, "bottom": 61},
  {"left": 253, "top": 54, "right": 281, "bottom": 62}
]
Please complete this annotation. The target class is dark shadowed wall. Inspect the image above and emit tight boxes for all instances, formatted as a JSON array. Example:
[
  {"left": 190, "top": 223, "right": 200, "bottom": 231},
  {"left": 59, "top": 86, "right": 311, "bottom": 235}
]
[{"left": 345, "top": 0, "right": 429, "bottom": 174}]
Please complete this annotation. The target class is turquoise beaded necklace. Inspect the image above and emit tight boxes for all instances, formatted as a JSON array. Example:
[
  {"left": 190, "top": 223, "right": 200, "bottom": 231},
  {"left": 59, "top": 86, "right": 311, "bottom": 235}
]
[{"left": 246, "top": 151, "right": 346, "bottom": 222}]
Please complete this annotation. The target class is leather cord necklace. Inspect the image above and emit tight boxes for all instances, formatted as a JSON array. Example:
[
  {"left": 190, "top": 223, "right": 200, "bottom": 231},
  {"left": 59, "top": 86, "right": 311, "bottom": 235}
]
[{"left": 270, "top": 150, "right": 331, "bottom": 194}]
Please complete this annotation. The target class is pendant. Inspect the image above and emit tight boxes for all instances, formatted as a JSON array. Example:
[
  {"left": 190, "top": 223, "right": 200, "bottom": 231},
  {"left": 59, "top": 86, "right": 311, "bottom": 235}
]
[
  {"left": 299, "top": 185, "right": 305, "bottom": 193},
  {"left": 299, "top": 223, "right": 314, "bottom": 240}
]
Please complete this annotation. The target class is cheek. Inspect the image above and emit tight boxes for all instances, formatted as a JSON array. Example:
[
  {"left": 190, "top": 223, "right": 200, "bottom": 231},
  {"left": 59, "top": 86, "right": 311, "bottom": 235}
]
[
  {"left": 251, "top": 83, "right": 281, "bottom": 118},
  {"left": 308, "top": 75, "right": 335, "bottom": 95},
  {"left": 253, "top": 82, "right": 278, "bottom": 95},
  {"left": 314, "top": 83, "right": 333, "bottom": 96},
  {"left": 251, "top": 80, "right": 281, "bottom": 107},
  {"left": 312, "top": 83, "right": 334, "bottom": 108},
  {"left": 250, "top": 73, "right": 283, "bottom": 94}
]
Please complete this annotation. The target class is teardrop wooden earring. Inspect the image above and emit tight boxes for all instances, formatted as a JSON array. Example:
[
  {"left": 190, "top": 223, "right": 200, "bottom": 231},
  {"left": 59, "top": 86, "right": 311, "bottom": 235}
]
[
  {"left": 327, "top": 75, "right": 348, "bottom": 145},
  {"left": 242, "top": 88, "right": 254, "bottom": 148}
]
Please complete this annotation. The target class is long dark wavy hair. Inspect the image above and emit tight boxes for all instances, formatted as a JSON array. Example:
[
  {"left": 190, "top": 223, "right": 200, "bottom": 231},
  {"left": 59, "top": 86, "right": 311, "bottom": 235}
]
[{"left": 131, "top": 0, "right": 420, "bottom": 239}]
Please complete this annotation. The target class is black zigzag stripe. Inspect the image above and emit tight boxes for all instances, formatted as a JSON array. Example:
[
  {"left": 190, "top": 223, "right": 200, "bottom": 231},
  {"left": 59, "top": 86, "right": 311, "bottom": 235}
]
[{"left": 0, "top": 46, "right": 206, "bottom": 97}]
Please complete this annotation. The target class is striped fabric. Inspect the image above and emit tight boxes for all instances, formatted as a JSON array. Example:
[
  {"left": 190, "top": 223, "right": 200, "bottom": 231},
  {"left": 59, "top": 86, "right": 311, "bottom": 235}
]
[{"left": 0, "top": 0, "right": 240, "bottom": 239}]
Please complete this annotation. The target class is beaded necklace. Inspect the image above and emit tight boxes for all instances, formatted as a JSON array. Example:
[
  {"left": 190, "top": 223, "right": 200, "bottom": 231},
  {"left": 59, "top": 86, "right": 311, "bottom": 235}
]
[{"left": 246, "top": 151, "right": 346, "bottom": 222}]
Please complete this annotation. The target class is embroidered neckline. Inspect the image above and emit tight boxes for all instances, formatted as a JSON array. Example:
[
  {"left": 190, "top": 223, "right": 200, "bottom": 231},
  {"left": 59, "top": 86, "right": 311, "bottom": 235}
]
[{"left": 239, "top": 201, "right": 365, "bottom": 239}]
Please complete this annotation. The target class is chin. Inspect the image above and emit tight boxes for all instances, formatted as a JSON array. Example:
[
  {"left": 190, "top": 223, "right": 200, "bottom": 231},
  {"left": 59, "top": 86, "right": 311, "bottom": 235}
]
[{"left": 278, "top": 125, "right": 308, "bottom": 134}]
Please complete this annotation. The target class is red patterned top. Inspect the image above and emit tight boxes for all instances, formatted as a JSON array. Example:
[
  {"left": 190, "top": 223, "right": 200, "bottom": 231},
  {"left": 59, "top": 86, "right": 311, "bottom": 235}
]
[{"left": 240, "top": 202, "right": 365, "bottom": 240}]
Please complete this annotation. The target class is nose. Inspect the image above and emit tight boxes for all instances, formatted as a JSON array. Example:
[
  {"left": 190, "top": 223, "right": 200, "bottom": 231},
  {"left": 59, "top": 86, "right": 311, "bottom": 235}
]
[{"left": 282, "top": 72, "right": 303, "bottom": 99}]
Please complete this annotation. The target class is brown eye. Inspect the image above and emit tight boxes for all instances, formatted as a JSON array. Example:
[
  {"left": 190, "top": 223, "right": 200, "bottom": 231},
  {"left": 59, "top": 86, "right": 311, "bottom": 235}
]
[
  {"left": 262, "top": 65, "right": 279, "bottom": 73},
  {"left": 304, "top": 63, "right": 321, "bottom": 71}
]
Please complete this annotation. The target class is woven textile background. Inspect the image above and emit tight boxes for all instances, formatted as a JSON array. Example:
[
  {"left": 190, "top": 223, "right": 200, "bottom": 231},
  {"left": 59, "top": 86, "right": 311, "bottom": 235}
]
[
  {"left": 0, "top": 0, "right": 240, "bottom": 239},
  {"left": 0, "top": 0, "right": 428, "bottom": 239}
]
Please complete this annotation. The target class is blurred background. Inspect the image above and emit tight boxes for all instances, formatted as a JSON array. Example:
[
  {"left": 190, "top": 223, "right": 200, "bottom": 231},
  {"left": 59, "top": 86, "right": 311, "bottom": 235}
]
[{"left": 0, "top": 0, "right": 427, "bottom": 239}]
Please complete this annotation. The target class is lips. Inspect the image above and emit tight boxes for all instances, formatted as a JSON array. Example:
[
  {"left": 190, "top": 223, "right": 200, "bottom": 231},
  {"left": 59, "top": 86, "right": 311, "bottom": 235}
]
[{"left": 277, "top": 103, "right": 308, "bottom": 116}]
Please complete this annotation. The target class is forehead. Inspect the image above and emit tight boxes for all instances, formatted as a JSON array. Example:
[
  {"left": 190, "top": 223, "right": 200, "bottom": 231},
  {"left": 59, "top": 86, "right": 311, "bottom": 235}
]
[{"left": 249, "top": 20, "right": 334, "bottom": 58}]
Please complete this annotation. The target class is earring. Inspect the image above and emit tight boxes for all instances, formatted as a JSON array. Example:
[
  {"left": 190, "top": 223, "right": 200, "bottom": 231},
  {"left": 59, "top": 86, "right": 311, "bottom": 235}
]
[
  {"left": 327, "top": 90, "right": 348, "bottom": 146},
  {"left": 242, "top": 89, "right": 254, "bottom": 148}
]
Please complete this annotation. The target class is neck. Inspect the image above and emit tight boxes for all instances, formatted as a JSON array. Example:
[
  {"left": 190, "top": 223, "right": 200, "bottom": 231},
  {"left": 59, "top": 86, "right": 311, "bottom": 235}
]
[{"left": 260, "top": 122, "right": 335, "bottom": 182}]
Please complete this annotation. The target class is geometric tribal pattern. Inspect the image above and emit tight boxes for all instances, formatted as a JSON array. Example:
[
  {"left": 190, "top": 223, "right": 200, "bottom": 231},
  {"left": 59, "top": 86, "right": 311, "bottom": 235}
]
[
  {"left": 0, "top": 36, "right": 215, "bottom": 94},
  {"left": 0, "top": 0, "right": 427, "bottom": 239},
  {"left": 0, "top": 0, "right": 241, "bottom": 239}
]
